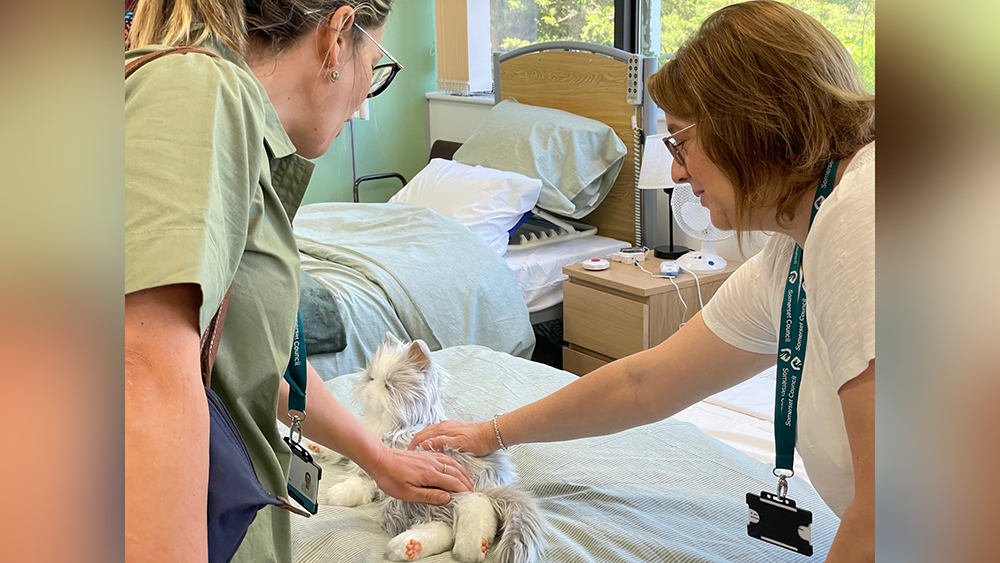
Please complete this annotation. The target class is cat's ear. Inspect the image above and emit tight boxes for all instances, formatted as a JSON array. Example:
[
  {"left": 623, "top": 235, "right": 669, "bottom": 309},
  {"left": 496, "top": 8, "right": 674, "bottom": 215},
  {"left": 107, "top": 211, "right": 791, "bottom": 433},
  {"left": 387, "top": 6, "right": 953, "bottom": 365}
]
[
  {"left": 407, "top": 340, "right": 432, "bottom": 372},
  {"left": 383, "top": 332, "right": 403, "bottom": 348}
]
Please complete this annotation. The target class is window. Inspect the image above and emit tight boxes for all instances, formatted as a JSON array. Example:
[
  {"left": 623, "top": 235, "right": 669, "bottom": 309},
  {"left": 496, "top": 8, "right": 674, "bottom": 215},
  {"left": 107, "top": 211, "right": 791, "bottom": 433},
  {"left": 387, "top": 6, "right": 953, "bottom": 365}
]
[
  {"left": 491, "top": 0, "right": 617, "bottom": 52},
  {"left": 481, "top": 1, "right": 874, "bottom": 91},
  {"left": 640, "top": 0, "right": 875, "bottom": 90}
]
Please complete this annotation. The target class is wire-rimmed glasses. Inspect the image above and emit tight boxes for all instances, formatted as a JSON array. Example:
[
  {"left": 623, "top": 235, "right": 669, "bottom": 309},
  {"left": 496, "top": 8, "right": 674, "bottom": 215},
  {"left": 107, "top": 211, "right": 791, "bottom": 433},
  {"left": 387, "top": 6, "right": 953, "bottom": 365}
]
[
  {"left": 353, "top": 23, "right": 403, "bottom": 98},
  {"left": 662, "top": 122, "right": 696, "bottom": 167}
]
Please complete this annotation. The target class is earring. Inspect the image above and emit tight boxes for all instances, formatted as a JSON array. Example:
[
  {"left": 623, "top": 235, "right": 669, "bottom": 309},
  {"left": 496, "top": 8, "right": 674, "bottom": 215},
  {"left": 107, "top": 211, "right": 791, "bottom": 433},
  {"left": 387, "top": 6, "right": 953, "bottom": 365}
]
[{"left": 330, "top": 67, "right": 340, "bottom": 83}]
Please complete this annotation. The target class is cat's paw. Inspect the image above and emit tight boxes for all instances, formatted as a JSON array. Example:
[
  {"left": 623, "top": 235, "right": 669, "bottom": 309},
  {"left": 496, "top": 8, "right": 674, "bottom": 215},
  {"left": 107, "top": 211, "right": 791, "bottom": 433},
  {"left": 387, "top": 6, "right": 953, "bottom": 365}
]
[
  {"left": 386, "top": 522, "right": 454, "bottom": 561},
  {"left": 322, "top": 476, "right": 373, "bottom": 507},
  {"left": 453, "top": 493, "right": 497, "bottom": 562},
  {"left": 386, "top": 538, "right": 422, "bottom": 561},
  {"left": 304, "top": 440, "right": 347, "bottom": 465},
  {"left": 452, "top": 533, "right": 489, "bottom": 563}
]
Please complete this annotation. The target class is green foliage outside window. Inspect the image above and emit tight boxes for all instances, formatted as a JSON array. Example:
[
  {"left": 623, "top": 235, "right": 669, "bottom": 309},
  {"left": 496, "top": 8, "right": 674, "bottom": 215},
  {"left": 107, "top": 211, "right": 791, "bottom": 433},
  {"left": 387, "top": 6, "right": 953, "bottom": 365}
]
[
  {"left": 491, "top": 0, "right": 874, "bottom": 91},
  {"left": 491, "top": 0, "right": 616, "bottom": 51}
]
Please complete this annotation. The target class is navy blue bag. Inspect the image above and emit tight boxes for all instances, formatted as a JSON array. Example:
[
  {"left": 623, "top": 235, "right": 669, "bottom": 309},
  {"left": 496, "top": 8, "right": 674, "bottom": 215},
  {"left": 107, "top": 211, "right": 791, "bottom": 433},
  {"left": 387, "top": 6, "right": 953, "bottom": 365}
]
[
  {"left": 127, "top": 50, "right": 309, "bottom": 563},
  {"left": 199, "top": 290, "right": 310, "bottom": 562}
]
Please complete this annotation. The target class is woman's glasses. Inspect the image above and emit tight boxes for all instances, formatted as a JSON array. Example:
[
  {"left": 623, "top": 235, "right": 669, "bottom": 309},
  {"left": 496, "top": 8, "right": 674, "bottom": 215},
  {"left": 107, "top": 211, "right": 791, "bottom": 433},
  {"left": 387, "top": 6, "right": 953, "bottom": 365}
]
[
  {"left": 662, "top": 122, "right": 696, "bottom": 167},
  {"left": 353, "top": 23, "right": 402, "bottom": 98}
]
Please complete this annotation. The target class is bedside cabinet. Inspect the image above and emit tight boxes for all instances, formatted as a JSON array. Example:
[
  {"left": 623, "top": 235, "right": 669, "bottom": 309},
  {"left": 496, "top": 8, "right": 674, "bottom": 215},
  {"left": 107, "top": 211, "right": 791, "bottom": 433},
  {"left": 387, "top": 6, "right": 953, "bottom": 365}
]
[{"left": 561, "top": 251, "right": 738, "bottom": 376}]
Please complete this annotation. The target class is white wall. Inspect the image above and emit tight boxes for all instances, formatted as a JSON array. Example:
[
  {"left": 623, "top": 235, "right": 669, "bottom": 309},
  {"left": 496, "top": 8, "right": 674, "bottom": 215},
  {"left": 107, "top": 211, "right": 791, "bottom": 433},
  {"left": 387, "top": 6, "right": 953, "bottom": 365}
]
[{"left": 425, "top": 94, "right": 765, "bottom": 262}]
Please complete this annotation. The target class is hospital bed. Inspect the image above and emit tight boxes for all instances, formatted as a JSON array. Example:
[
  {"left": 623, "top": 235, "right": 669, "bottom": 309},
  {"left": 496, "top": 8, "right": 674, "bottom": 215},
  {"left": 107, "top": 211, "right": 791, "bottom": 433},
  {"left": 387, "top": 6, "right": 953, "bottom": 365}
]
[
  {"left": 294, "top": 197, "right": 625, "bottom": 377},
  {"left": 415, "top": 137, "right": 630, "bottom": 325},
  {"left": 293, "top": 346, "right": 837, "bottom": 562},
  {"left": 349, "top": 138, "right": 629, "bottom": 324},
  {"left": 294, "top": 202, "right": 536, "bottom": 380}
]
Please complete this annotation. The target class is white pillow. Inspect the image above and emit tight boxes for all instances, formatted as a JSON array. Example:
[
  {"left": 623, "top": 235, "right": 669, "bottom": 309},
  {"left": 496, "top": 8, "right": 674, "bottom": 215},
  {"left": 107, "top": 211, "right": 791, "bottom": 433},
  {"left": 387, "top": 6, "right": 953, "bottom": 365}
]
[
  {"left": 389, "top": 159, "right": 542, "bottom": 254},
  {"left": 453, "top": 99, "right": 626, "bottom": 219}
]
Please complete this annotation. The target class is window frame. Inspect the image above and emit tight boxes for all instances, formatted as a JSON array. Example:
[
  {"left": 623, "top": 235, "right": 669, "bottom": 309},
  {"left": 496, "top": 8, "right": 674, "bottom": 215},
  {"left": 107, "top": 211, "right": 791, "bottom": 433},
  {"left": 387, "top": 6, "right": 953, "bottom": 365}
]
[{"left": 615, "top": 0, "right": 641, "bottom": 53}]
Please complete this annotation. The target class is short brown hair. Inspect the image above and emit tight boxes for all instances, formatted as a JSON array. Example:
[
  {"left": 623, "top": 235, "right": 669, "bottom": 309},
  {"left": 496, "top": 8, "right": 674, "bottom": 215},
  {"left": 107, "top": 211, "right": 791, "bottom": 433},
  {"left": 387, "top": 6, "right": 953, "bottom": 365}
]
[{"left": 647, "top": 0, "right": 875, "bottom": 238}]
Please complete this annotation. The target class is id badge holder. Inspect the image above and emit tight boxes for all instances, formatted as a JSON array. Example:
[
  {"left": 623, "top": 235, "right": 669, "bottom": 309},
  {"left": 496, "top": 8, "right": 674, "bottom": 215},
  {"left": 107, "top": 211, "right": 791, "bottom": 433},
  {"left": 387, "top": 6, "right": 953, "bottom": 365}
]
[
  {"left": 746, "top": 475, "right": 813, "bottom": 555},
  {"left": 285, "top": 414, "right": 322, "bottom": 515}
]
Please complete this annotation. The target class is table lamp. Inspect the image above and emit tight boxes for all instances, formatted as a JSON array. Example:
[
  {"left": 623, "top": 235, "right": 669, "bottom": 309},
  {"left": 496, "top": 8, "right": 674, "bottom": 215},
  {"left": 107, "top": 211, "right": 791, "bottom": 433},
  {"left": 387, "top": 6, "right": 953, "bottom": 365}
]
[{"left": 638, "top": 133, "right": 691, "bottom": 259}]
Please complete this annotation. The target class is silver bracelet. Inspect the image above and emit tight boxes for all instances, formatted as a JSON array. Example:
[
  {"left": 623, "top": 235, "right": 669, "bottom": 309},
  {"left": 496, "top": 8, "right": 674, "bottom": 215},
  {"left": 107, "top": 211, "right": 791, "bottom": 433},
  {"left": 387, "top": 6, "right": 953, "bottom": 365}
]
[{"left": 493, "top": 413, "right": 509, "bottom": 451}]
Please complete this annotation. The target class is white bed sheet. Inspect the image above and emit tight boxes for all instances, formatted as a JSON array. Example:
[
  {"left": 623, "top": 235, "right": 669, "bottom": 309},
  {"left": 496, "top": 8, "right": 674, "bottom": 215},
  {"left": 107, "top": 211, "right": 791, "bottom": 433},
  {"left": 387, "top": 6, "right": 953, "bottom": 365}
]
[
  {"left": 503, "top": 234, "right": 627, "bottom": 312},
  {"left": 676, "top": 365, "right": 810, "bottom": 480},
  {"left": 675, "top": 399, "right": 809, "bottom": 481}
]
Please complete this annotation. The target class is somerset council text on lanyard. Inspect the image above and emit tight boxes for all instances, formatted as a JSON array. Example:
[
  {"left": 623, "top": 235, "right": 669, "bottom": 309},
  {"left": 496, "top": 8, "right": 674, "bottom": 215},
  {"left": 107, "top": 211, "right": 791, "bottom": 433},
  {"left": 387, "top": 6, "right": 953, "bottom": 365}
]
[
  {"left": 744, "top": 159, "right": 839, "bottom": 556},
  {"left": 774, "top": 158, "right": 839, "bottom": 488}
]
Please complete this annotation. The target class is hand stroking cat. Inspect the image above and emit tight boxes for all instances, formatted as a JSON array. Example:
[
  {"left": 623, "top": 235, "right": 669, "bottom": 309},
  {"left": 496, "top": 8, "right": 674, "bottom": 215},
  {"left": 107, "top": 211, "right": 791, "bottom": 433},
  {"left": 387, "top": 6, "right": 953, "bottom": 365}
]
[{"left": 308, "top": 334, "right": 547, "bottom": 563}]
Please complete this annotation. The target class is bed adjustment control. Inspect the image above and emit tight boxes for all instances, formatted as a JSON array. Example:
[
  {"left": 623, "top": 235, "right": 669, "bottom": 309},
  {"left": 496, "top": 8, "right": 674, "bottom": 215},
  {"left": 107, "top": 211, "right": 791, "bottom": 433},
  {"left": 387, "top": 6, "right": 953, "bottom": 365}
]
[{"left": 627, "top": 55, "right": 642, "bottom": 106}]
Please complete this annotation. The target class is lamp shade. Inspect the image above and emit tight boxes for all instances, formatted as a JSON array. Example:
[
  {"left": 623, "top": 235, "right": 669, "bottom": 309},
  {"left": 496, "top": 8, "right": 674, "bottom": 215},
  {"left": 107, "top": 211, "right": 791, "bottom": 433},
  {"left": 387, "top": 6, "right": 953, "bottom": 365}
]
[
  {"left": 639, "top": 133, "right": 693, "bottom": 260},
  {"left": 638, "top": 133, "right": 677, "bottom": 190}
]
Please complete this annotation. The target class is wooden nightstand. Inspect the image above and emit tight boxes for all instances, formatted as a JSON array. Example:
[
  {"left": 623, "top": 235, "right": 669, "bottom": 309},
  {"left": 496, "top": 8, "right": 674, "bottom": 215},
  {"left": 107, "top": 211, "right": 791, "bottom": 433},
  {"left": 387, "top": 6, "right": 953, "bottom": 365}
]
[{"left": 561, "top": 251, "right": 738, "bottom": 376}]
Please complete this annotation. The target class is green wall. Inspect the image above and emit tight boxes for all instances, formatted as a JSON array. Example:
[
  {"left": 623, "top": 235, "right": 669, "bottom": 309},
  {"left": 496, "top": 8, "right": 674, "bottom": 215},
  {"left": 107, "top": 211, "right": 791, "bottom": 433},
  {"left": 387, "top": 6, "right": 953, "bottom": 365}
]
[{"left": 302, "top": 0, "right": 437, "bottom": 204}]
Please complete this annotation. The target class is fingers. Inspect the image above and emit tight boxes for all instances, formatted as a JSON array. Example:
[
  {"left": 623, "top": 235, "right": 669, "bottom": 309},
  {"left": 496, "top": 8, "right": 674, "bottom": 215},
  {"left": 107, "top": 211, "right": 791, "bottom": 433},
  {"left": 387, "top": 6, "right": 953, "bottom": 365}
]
[
  {"left": 418, "top": 436, "right": 455, "bottom": 453},
  {"left": 392, "top": 449, "right": 475, "bottom": 493},
  {"left": 417, "top": 488, "right": 451, "bottom": 506},
  {"left": 435, "top": 454, "right": 474, "bottom": 491},
  {"left": 428, "top": 470, "right": 472, "bottom": 494},
  {"left": 408, "top": 423, "right": 447, "bottom": 450}
]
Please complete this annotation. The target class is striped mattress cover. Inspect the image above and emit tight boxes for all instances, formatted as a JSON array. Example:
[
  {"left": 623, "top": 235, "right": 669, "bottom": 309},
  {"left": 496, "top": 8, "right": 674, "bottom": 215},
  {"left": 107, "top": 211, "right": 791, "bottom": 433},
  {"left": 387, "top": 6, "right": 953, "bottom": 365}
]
[{"left": 295, "top": 345, "right": 839, "bottom": 562}]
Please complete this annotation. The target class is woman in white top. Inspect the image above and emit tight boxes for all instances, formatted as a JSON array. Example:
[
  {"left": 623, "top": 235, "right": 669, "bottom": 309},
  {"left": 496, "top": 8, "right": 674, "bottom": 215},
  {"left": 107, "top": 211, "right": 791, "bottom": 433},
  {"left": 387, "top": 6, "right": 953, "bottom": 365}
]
[{"left": 410, "top": 2, "right": 874, "bottom": 561}]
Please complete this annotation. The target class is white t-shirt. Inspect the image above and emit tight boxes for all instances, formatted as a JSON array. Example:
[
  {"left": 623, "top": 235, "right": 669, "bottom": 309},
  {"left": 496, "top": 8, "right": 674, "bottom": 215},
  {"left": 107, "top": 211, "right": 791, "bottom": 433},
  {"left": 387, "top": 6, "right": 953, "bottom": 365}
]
[{"left": 702, "top": 142, "right": 875, "bottom": 517}]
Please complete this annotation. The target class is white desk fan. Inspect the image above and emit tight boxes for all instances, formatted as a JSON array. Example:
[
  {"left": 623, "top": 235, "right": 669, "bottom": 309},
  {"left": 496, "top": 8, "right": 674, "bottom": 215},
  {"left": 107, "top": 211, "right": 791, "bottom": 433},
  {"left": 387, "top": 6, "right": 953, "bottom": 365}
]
[{"left": 671, "top": 183, "right": 734, "bottom": 272}]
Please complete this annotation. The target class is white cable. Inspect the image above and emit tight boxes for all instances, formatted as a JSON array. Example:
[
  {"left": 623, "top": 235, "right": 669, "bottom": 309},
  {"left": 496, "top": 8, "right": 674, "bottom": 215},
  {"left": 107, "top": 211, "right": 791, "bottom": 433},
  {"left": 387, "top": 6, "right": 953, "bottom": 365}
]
[
  {"left": 678, "top": 267, "right": 705, "bottom": 309},
  {"left": 635, "top": 262, "right": 668, "bottom": 278},
  {"left": 635, "top": 263, "right": 689, "bottom": 330},
  {"left": 667, "top": 277, "right": 688, "bottom": 329},
  {"left": 637, "top": 263, "right": 706, "bottom": 310}
]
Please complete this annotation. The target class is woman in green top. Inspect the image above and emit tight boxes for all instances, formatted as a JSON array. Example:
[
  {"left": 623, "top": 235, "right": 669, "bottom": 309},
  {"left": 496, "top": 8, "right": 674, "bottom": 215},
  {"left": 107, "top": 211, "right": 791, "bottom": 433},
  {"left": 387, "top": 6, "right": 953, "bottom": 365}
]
[{"left": 124, "top": 1, "right": 473, "bottom": 561}]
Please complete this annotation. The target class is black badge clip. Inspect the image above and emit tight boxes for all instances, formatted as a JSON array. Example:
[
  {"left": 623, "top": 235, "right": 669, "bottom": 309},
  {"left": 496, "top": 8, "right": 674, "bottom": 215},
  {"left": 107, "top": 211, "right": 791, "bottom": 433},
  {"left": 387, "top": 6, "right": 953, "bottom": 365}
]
[
  {"left": 285, "top": 436, "right": 322, "bottom": 515},
  {"left": 746, "top": 491, "right": 813, "bottom": 556}
]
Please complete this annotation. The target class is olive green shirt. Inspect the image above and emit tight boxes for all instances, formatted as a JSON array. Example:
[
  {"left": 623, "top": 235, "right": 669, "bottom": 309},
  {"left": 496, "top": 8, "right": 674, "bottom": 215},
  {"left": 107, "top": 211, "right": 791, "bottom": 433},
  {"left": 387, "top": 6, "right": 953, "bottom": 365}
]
[{"left": 126, "top": 42, "right": 313, "bottom": 562}]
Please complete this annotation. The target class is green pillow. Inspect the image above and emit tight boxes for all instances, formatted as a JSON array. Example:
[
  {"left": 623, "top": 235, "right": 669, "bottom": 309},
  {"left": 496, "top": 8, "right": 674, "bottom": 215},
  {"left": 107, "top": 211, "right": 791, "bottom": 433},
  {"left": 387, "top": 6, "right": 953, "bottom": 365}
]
[
  {"left": 299, "top": 270, "right": 347, "bottom": 355},
  {"left": 454, "top": 99, "right": 626, "bottom": 219}
]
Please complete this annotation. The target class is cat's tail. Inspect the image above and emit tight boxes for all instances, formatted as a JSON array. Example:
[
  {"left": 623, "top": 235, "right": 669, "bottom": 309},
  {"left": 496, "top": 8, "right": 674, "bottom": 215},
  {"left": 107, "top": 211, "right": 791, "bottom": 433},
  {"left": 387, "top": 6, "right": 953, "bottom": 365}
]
[{"left": 484, "top": 485, "right": 546, "bottom": 563}]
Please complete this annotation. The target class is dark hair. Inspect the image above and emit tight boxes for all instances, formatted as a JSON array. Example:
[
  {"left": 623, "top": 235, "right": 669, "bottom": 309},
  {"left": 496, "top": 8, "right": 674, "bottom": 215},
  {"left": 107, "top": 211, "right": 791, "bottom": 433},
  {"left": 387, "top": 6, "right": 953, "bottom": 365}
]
[
  {"left": 130, "top": 0, "right": 393, "bottom": 57},
  {"left": 647, "top": 0, "right": 875, "bottom": 242}
]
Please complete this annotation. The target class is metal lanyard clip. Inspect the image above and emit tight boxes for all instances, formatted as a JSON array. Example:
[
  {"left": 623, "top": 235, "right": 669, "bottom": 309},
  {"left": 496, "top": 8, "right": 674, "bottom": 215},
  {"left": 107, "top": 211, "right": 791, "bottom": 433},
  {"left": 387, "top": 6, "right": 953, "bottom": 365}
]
[
  {"left": 287, "top": 410, "right": 306, "bottom": 445},
  {"left": 773, "top": 467, "right": 794, "bottom": 500}
]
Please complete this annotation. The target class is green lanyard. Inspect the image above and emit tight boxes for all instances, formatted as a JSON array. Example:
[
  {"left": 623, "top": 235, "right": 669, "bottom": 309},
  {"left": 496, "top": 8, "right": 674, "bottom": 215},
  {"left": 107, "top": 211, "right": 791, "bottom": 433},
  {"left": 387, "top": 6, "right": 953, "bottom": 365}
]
[
  {"left": 774, "top": 159, "right": 839, "bottom": 474},
  {"left": 284, "top": 312, "right": 307, "bottom": 415}
]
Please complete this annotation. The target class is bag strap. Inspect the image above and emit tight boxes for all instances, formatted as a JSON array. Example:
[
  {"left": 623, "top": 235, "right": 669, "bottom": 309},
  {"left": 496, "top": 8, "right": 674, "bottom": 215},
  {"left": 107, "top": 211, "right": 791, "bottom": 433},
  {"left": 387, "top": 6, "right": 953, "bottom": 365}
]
[
  {"left": 125, "top": 46, "right": 220, "bottom": 79},
  {"left": 126, "top": 46, "right": 229, "bottom": 387},
  {"left": 199, "top": 287, "right": 233, "bottom": 388}
]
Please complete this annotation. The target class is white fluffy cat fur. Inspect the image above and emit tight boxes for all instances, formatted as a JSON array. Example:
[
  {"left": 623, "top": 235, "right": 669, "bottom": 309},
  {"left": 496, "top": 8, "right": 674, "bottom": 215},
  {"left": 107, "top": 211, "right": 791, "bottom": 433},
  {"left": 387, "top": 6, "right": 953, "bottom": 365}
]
[{"left": 308, "top": 334, "right": 546, "bottom": 563}]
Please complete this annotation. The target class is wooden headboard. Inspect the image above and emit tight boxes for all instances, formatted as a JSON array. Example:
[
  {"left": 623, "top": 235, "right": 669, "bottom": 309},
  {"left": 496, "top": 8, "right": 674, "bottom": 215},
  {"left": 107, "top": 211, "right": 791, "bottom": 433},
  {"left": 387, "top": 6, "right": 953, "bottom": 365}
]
[{"left": 494, "top": 43, "right": 657, "bottom": 246}]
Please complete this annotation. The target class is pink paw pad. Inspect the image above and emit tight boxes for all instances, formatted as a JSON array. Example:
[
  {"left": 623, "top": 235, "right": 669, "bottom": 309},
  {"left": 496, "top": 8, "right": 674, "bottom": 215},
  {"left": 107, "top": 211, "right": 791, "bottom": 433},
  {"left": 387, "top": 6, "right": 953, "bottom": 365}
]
[
  {"left": 481, "top": 538, "right": 488, "bottom": 555},
  {"left": 405, "top": 539, "right": 422, "bottom": 559}
]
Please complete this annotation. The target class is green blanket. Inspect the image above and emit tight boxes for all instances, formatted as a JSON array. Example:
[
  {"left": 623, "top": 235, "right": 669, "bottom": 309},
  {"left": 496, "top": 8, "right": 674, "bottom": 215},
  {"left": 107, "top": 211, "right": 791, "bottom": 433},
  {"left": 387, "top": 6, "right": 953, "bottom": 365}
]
[{"left": 294, "top": 203, "right": 535, "bottom": 377}]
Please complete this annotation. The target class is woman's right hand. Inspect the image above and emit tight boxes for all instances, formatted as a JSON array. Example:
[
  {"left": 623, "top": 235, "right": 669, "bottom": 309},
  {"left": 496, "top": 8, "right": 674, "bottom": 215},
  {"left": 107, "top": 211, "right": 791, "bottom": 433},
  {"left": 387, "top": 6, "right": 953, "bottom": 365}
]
[
  {"left": 367, "top": 446, "right": 474, "bottom": 505},
  {"left": 407, "top": 420, "right": 499, "bottom": 457}
]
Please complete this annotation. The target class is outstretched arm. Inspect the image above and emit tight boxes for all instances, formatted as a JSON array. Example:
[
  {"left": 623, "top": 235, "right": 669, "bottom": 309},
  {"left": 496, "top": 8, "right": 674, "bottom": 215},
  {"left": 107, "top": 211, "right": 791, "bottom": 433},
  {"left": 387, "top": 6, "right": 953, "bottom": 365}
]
[
  {"left": 278, "top": 362, "right": 474, "bottom": 504},
  {"left": 410, "top": 312, "right": 775, "bottom": 455}
]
